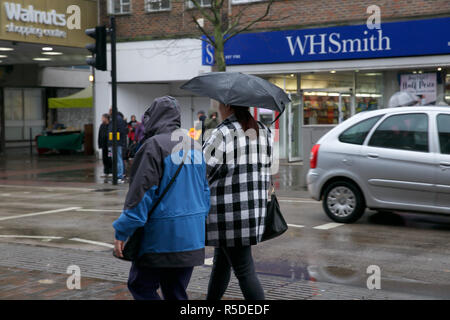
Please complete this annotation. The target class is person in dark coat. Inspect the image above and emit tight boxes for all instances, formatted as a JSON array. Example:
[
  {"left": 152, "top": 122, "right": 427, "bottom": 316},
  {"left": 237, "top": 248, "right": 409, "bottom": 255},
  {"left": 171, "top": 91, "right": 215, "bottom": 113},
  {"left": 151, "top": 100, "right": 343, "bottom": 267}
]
[
  {"left": 204, "top": 109, "right": 219, "bottom": 130},
  {"left": 98, "top": 114, "right": 111, "bottom": 177},
  {"left": 113, "top": 96, "right": 210, "bottom": 300},
  {"left": 108, "top": 108, "right": 128, "bottom": 183}
]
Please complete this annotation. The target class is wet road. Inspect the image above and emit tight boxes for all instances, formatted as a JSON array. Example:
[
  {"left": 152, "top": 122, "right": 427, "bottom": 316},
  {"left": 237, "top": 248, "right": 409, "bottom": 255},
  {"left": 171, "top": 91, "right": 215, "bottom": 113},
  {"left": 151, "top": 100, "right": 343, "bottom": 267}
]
[{"left": 0, "top": 153, "right": 449, "bottom": 299}]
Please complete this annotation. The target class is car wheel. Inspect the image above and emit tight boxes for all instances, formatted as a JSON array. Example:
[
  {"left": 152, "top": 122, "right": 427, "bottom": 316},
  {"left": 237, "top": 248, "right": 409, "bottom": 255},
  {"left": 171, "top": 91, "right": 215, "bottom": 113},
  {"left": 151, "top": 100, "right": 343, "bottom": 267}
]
[{"left": 322, "top": 181, "right": 365, "bottom": 223}]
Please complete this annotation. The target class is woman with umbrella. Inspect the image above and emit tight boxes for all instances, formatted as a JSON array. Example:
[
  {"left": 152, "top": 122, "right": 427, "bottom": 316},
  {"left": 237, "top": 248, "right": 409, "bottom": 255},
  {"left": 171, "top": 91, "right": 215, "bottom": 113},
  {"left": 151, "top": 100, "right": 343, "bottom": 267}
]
[{"left": 181, "top": 72, "right": 290, "bottom": 300}]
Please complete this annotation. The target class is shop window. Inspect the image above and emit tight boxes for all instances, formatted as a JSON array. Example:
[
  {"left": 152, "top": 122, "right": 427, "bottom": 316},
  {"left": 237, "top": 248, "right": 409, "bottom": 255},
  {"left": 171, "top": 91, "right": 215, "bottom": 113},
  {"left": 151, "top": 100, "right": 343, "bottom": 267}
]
[
  {"left": 355, "top": 72, "right": 383, "bottom": 114},
  {"left": 4, "top": 88, "right": 44, "bottom": 141},
  {"left": 339, "top": 116, "right": 382, "bottom": 145},
  {"left": 437, "top": 114, "right": 450, "bottom": 155},
  {"left": 146, "top": 0, "right": 171, "bottom": 12},
  {"left": 108, "top": 0, "right": 132, "bottom": 14},
  {"left": 4, "top": 88, "right": 23, "bottom": 121},
  {"left": 24, "top": 89, "right": 43, "bottom": 121},
  {"left": 368, "top": 113, "right": 429, "bottom": 153},
  {"left": 301, "top": 72, "right": 353, "bottom": 125},
  {"left": 186, "top": 0, "right": 212, "bottom": 8},
  {"left": 303, "top": 92, "right": 351, "bottom": 125}
]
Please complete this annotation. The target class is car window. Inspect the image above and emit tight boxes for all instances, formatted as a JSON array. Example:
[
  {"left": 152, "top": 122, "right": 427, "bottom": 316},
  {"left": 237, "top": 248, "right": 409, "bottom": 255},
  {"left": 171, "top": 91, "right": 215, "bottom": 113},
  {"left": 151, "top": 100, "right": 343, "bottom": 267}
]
[
  {"left": 339, "top": 116, "right": 382, "bottom": 145},
  {"left": 368, "top": 113, "right": 429, "bottom": 152},
  {"left": 437, "top": 114, "right": 450, "bottom": 155}
]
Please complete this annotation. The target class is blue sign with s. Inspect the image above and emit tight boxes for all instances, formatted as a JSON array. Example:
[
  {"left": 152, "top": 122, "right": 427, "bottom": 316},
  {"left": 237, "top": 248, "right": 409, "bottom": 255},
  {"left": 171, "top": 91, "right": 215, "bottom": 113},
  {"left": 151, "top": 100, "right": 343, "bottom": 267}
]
[{"left": 202, "top": 17, "right": 450, "bottom": 65}]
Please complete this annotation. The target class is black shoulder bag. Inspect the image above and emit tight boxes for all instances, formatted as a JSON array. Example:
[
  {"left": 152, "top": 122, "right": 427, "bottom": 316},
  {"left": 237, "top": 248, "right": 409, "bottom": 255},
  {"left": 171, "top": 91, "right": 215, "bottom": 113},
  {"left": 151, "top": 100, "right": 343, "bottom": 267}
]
[
  {"left": 261, "top": 184, "right": 288, "bottom": 241},
  {"left": 257, "top": 122, "right": 288, "bottom": 242},
  {"left": 113, "top": 155, "right": 186, "bottom": 261}
]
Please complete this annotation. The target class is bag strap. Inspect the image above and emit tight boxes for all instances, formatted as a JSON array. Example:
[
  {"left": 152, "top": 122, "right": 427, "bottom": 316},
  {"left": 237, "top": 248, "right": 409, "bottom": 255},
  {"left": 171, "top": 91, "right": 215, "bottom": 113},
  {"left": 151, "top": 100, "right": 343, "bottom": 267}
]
[{"left": 144, "top": 150, "right": 187, "bottom": 224}]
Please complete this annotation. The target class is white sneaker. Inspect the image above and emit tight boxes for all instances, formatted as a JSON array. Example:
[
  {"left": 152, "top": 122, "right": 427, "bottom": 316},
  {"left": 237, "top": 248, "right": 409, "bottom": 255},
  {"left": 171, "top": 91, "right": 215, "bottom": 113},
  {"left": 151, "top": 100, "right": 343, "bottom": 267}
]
[{"left": 117, "top": 179, "right": 126, "bottom": 184}]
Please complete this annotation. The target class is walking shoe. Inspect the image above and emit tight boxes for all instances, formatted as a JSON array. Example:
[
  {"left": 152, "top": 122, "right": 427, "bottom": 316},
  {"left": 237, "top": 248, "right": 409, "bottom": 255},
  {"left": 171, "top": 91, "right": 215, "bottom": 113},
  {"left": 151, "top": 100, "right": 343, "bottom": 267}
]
[{"left": 118, "top": 179, "right": 126, "bottom": 184}]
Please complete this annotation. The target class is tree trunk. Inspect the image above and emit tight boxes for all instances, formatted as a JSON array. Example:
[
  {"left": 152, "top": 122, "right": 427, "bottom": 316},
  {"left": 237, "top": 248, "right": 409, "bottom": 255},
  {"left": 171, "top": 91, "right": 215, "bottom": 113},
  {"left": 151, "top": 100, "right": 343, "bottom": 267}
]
[{"left": 214, "top": 24, "right": 226, "bottom": 72}]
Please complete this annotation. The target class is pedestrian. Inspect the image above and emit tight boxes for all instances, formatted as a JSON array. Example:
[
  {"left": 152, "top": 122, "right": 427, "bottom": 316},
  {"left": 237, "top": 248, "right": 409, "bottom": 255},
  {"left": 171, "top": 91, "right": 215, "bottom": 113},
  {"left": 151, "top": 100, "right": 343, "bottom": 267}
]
[
  {"left": 133, "top": 115, "right": 145, "bottom": 154},
  {"left": 98, "top": 113, "right": 112, "bottom": 178},
  {"left": 197, "top": 110, "right": 206, "bottom": 121},
  {"left": 134, "top": 115, "right": 145, "bottom": 144},
  {"left": 195, "top": 110, "right": 206, "bottom": 131},
  {"left": 108, "top": 107, "right": 128, "bottom": 183},
  {"left": 128, "top": 115, "right": 138, "bottom": 144},
  {"left": 113, "top": 96, "right": 210, "bottom": 300},
  {"left": 204, "top": 109, "right": 219, "bottom": 130},
  {"left": 203, "top": 103, "right": 272, "bottom": 300}
]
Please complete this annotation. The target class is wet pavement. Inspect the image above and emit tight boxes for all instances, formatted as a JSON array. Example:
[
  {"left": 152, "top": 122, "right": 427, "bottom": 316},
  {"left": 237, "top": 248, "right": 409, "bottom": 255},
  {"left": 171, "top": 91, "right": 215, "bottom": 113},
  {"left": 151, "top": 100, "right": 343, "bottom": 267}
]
[{"left": 0, "top": 149, "right": 449, "bottom": 299}]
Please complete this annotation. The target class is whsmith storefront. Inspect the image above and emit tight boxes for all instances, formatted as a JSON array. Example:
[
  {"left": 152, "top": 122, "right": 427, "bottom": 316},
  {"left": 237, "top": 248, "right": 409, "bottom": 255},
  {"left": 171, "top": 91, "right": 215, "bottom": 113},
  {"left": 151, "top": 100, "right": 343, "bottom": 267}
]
[
  {"left": 203, "top": 17, "right": 450, "bottom": 163},
  {"left": 0, "top": 0, "right": 97, "bottom": 153}
]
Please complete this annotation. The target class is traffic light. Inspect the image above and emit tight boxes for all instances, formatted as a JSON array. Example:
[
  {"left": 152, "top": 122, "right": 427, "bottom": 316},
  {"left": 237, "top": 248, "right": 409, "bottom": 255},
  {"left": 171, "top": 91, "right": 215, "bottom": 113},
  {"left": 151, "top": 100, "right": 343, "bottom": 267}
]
[{"left": 85, "top": 26, "right": 107, "bottom": 71}]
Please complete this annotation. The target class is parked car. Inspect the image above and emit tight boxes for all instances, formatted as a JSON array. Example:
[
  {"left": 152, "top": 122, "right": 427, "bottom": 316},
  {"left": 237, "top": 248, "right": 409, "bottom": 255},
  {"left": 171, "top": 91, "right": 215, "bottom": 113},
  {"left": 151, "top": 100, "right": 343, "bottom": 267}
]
[{"left": 307, "top": 106, "right": 450, "bottom": 223}]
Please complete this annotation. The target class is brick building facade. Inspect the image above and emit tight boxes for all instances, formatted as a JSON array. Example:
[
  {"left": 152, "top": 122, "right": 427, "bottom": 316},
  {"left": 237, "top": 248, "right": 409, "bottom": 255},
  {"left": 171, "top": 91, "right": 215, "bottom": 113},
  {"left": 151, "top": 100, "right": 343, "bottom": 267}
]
[{"left": 99, "top": 0, "right": 450, "bottom": 41}]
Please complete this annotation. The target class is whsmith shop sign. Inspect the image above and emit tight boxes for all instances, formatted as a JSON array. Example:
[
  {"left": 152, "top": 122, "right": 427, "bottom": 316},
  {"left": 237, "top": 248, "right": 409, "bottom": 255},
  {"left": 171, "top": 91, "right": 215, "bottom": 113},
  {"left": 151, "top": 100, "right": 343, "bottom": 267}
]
[
  {"left": 202, "top": 17, "right": 450, "bottom": 65},
  {"left": 0, "top": 0, "right": 97, "bottom": 48}
]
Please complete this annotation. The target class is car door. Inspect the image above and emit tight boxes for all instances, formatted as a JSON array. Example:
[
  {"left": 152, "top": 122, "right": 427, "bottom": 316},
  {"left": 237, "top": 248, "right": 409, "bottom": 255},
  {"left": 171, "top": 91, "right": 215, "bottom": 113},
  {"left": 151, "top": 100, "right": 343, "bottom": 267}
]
[
  {"left": 435, "top": 112, "right": 450, "bottom": 211},
  {"left": 359, "top": 112, "right": 436, "bottom": 209}
]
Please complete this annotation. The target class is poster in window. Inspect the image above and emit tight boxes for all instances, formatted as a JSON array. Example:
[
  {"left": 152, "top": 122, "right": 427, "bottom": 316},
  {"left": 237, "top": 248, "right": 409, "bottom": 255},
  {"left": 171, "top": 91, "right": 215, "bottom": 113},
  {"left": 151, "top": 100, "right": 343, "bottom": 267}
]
[{"left": 400, "top": 73, "right": 437, "bottom": 105}]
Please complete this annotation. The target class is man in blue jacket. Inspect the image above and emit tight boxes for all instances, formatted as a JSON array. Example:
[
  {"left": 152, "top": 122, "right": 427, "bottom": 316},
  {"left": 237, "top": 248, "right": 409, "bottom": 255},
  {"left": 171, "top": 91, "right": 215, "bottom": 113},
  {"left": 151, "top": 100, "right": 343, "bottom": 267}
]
[{"left": 113, "top": 96, "right": 210, "bottom": 300}]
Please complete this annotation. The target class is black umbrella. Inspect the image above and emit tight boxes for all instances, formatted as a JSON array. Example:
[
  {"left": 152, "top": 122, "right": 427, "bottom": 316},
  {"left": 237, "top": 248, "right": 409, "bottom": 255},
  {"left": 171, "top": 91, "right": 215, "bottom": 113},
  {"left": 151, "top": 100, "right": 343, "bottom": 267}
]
[{"left": 180, "top": 72, "right": 290, "bottom": 119}]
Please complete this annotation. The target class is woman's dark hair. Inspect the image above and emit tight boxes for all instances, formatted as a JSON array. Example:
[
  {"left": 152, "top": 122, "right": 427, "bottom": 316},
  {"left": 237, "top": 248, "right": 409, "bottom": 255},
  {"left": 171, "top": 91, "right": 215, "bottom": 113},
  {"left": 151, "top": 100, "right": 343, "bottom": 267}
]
[{"left": 230, "top": 106, "right": 259, "bottom": 136}]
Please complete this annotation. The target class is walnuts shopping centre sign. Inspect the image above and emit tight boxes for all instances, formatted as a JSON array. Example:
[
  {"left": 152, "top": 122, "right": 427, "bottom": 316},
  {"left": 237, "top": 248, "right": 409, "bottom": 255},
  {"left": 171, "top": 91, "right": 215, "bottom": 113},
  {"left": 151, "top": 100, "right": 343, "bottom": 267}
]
[{"left": 0, "top": 0, "right": 97, "bottom": 48}]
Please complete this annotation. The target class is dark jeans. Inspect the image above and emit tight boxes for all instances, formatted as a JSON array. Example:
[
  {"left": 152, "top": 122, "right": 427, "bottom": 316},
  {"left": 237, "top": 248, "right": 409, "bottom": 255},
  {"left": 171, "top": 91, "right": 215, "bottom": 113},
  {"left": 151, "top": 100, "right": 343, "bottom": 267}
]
[
  {"left": 127, "top": 263, "right": 193, "bottom": 300},
  {"left": 207, "top": 246, "right": 265, "bottom": 300},
  {"left": 101, "top": 148, "right": 111, "bottom": 174}
]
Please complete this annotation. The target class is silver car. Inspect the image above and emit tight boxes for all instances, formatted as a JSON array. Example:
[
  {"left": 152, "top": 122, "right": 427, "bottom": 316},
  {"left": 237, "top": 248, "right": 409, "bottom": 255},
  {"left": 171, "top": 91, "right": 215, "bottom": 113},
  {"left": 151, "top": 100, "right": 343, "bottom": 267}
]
[{"left": 307, "top": 106, "right": 450, "bottom": 223}]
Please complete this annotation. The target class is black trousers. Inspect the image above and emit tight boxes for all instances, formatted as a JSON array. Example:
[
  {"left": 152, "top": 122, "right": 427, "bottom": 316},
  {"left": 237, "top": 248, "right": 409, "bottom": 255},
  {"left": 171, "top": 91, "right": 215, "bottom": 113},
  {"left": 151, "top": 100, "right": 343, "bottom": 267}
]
[
  {"left": 101, "top": 147, "right": 112, "bottom": 174},
  {"left": 207, "top": 246, "right": 265, "bottom": 300}
]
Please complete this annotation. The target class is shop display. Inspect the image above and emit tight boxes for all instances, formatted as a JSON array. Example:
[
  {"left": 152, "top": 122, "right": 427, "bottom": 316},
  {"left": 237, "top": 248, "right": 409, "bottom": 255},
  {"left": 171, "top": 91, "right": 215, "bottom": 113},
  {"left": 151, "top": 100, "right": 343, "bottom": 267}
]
[{"left": 303, "top": 94, "right": 350, "bottom": 125}]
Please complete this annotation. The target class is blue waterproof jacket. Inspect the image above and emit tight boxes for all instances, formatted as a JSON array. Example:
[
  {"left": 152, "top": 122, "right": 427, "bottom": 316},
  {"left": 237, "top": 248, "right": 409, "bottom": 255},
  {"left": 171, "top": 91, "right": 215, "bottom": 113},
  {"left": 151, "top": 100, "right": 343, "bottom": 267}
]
[{"left": 113, "top": 96, "right": 210, "bottom": 267}]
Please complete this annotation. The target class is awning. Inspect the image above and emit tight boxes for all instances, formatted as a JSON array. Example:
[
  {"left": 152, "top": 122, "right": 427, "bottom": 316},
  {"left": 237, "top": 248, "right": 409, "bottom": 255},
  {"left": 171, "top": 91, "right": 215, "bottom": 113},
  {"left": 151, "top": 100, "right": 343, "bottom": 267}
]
[{"left": 48, "top": 86, "right": 93, "bottom": 109}]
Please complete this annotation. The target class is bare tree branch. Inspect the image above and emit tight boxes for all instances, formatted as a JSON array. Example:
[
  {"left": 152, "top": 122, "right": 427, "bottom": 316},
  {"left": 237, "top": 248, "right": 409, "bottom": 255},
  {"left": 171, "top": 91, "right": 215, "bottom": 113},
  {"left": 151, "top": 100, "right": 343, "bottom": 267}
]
[
  {"left": 192, "top": 15, "right": 216, "bottom": 46},
  {"left": 223, "top": 5, "right": 246, "bottom": 36},
  {"left": 224, "top": 0, "right": 275, "bottom": 42}
]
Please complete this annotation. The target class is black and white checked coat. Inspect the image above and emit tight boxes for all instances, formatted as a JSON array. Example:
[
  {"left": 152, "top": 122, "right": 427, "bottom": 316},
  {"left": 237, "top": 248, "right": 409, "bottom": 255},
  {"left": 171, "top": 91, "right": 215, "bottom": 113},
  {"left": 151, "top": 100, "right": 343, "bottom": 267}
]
[{"left": 203, "top": 114, "right": 273, "bottom": 247}]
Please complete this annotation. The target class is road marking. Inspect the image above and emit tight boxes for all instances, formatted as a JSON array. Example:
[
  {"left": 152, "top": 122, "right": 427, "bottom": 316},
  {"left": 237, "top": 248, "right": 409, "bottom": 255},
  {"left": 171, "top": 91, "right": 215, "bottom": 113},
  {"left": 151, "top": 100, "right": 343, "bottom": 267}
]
[
  {"left": 204, "top": 257, "right": 214, "bottom": 266},
  {"left": 0, "top": 235, "right": 63, "bottom": 239},
  {"left": 0, "top": 193, "right": 11, "bottom": 197},
  {"left": 75, "top": 208, "right": 122, "bottom": 213},
  {"left": 313, "top": 222, "right": 344, "bottom": 230},
  {"left": 0, "top": 207, "right": 81, "bottom": 222},
  {"left": 0, "top": 184, "right": 95, "bottom": 192},
  {"left": 287, "top": 224, "right": 305, "bottom": 228},
  {"left": 278, "top": 198, "right": 319, "bottom": 204},
  {"left": 69, "top": 238, "right": 114, "bottom": 248}
]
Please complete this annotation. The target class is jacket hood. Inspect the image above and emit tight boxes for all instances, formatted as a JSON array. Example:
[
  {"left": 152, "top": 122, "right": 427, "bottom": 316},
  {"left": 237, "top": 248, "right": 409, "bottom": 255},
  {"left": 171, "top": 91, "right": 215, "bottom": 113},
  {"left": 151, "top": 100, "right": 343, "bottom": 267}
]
[{"left": 143, "top": 96, "right": 181, "bottom": 139}]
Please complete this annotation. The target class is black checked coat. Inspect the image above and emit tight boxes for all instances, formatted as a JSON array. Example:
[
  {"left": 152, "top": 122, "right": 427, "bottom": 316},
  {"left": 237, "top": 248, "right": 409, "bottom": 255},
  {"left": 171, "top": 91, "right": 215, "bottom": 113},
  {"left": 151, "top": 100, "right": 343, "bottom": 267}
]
[{"left": 203, "top": 114, "right": 273, "bottom": 247}]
